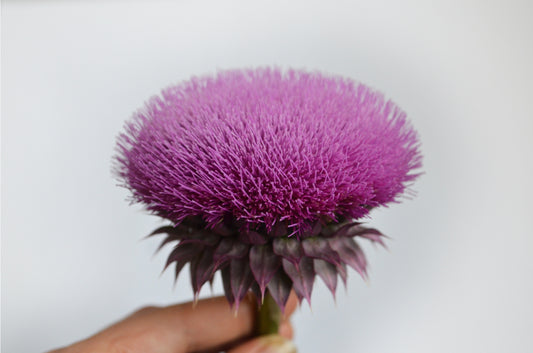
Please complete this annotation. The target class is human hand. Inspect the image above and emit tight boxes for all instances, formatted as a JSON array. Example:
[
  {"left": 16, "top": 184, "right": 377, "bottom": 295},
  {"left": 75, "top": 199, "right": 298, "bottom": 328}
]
[{"left": 47, "top": 292, "right": 298, "bottom": 353}]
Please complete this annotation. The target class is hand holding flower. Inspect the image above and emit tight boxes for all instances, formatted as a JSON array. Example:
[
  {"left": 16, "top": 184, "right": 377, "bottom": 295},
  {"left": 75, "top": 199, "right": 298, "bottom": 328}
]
[{"left": 48, "top": 293, "right": 298, "bottom": 353}]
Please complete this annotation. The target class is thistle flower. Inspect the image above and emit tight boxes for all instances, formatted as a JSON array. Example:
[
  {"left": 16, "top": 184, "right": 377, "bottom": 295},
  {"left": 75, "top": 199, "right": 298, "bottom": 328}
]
[{"left": 114, "top": 68, "right": 422, "bottom": 313}]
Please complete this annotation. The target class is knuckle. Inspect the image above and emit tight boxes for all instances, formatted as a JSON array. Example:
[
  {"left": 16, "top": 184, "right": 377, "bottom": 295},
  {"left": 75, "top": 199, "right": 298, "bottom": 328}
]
[{"left": 132, "top": 305, "right": 159, "bottom": 316}]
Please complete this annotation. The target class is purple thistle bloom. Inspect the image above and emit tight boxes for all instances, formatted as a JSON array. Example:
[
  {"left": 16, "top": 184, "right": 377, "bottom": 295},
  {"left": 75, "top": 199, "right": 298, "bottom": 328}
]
[{"left": 114, "top": 68, "right": 422, "bottom": 310}]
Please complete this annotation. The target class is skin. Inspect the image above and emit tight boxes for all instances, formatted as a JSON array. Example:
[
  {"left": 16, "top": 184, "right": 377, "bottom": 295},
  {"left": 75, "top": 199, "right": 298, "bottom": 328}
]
[{"left": 48, "top": 292, "right": 298, "bottom": 353}]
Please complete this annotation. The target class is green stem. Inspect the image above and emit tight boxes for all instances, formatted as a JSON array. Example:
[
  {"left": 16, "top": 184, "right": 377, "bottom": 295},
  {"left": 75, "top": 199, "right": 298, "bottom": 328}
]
[{"left": 256, "top": 290, "right": 281, "bottom": 336}]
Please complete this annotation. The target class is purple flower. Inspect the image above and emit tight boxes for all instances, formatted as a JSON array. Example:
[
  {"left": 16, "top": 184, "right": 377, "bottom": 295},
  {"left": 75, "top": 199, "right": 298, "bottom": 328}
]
[{"left": 114, "top": 68, "right": 422, "bottom": 310}]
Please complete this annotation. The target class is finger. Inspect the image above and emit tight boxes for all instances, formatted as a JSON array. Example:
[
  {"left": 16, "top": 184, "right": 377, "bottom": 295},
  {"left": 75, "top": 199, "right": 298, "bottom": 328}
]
[
  {"left": 282, "top": 291, "right": 299, "bottom": 320},
  {"left": 170, "top": 291, "right": 298, "bottom": 352},
  {"left": 278, "top": 321, "right": 294, "bottom": 340},
  {"left": 152, "top": 293, "right": 258, "bottom": 352},
  {"left": 227, "top": 334, "right": 297, "bottom": 353}
]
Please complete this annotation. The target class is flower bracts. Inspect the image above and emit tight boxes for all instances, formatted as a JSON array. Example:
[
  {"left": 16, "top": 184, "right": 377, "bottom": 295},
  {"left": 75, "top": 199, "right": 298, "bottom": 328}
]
[{"left": 150, "top": 217, "right": 386, "bottom": 311}]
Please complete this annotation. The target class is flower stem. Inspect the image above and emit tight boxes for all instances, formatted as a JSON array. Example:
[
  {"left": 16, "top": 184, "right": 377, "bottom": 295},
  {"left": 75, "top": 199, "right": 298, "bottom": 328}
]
[{"left": 256, "top": 290, "right": 281, "bottom": 336}]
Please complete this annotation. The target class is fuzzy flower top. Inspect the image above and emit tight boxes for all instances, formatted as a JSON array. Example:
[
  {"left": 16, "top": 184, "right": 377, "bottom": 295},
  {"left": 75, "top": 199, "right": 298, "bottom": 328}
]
[{"left": 115, "top": 68, "right": 421, "bottom": 236}]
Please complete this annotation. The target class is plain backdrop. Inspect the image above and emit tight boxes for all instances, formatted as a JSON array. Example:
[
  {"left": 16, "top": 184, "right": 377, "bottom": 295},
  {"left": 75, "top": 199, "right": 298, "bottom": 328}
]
[{"left": 2, "top": 0, "right": 532, "bottom": 352}]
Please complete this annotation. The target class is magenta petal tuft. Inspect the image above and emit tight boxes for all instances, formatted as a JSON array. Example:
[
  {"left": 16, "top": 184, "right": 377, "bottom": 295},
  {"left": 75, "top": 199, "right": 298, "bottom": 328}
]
[{"left": 115, "top": 68, "right": 422, "bottom": 236}]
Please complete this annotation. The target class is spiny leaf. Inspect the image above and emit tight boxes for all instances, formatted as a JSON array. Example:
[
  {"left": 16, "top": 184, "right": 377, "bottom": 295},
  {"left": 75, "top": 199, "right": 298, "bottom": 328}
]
[
  {"left": 270, "top": 221, "right": 288, "bottom": 237},
  {"left": 355, "top": 228, "right": 387, "bottom": 247},
  {"left": 314, "top": 259, "right": 338, "bottom": 296},
  {"left": 282, "top": 257, "right": 315, "bottom": 304},
  {"left": 267, "top": 270, "right": 293, "bottom": 313},
  {"left": 239, "top": 230, "right": 268, "bottom": 245},
  {"left": 249, "top": 244, "right": 281, "bottom": 300},
  {"left": 212, "top": 222, "right": 234, "bottom": 236},
  {"left": 191, "top": 247, "right": 216, "bottom": 295},
  {"left": 302, "top": 237, "right": 341, "bottom": 266},
  {"left": 165, "top": 242, "right": 204, "bottom": 271},
  {"left": 273, "top": 237, "right": 303, "bottom": 265},
  {"left": 337, "top": 262, "right": 348, "bottom": 287},
  {"left": 147, "top": 225, "right": 180, "bottom": 237},
  {"left": 230, "top": 258, "right": 255, "bottom": 311},
  {"left": 213, "top": 238, "right": 249, "bottom": 266},
  {"left": 178, "top": 230, "right": 220, "bottom": 246},
  {"left": 328, "top": 237, "right": 367, "bottom": 278},
  {"left": 221, "top": 266, "right": 235, "bottom": 306}
]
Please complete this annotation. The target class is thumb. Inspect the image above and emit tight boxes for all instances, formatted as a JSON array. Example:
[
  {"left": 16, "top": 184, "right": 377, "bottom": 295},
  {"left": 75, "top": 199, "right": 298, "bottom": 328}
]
[{"left": 227, "top": 334, "right": 297, "bottom": 353}]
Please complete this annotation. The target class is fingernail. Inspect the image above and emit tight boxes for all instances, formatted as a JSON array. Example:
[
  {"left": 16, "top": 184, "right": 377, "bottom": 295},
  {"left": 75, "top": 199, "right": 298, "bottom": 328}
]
[{"left": 257, "top": 334, "right": 297, "bottom": 353}]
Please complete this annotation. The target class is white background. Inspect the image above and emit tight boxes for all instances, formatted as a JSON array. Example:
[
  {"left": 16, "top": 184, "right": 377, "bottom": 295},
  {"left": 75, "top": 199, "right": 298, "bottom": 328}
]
[{"left": 2, "top": 1, "right": 532, "bottom": 352}]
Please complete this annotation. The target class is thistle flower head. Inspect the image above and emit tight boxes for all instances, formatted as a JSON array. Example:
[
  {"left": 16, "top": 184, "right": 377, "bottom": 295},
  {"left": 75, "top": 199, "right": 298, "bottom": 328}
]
[{"left": 115, "top": 68, "right": 422, "bottom": 310}]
